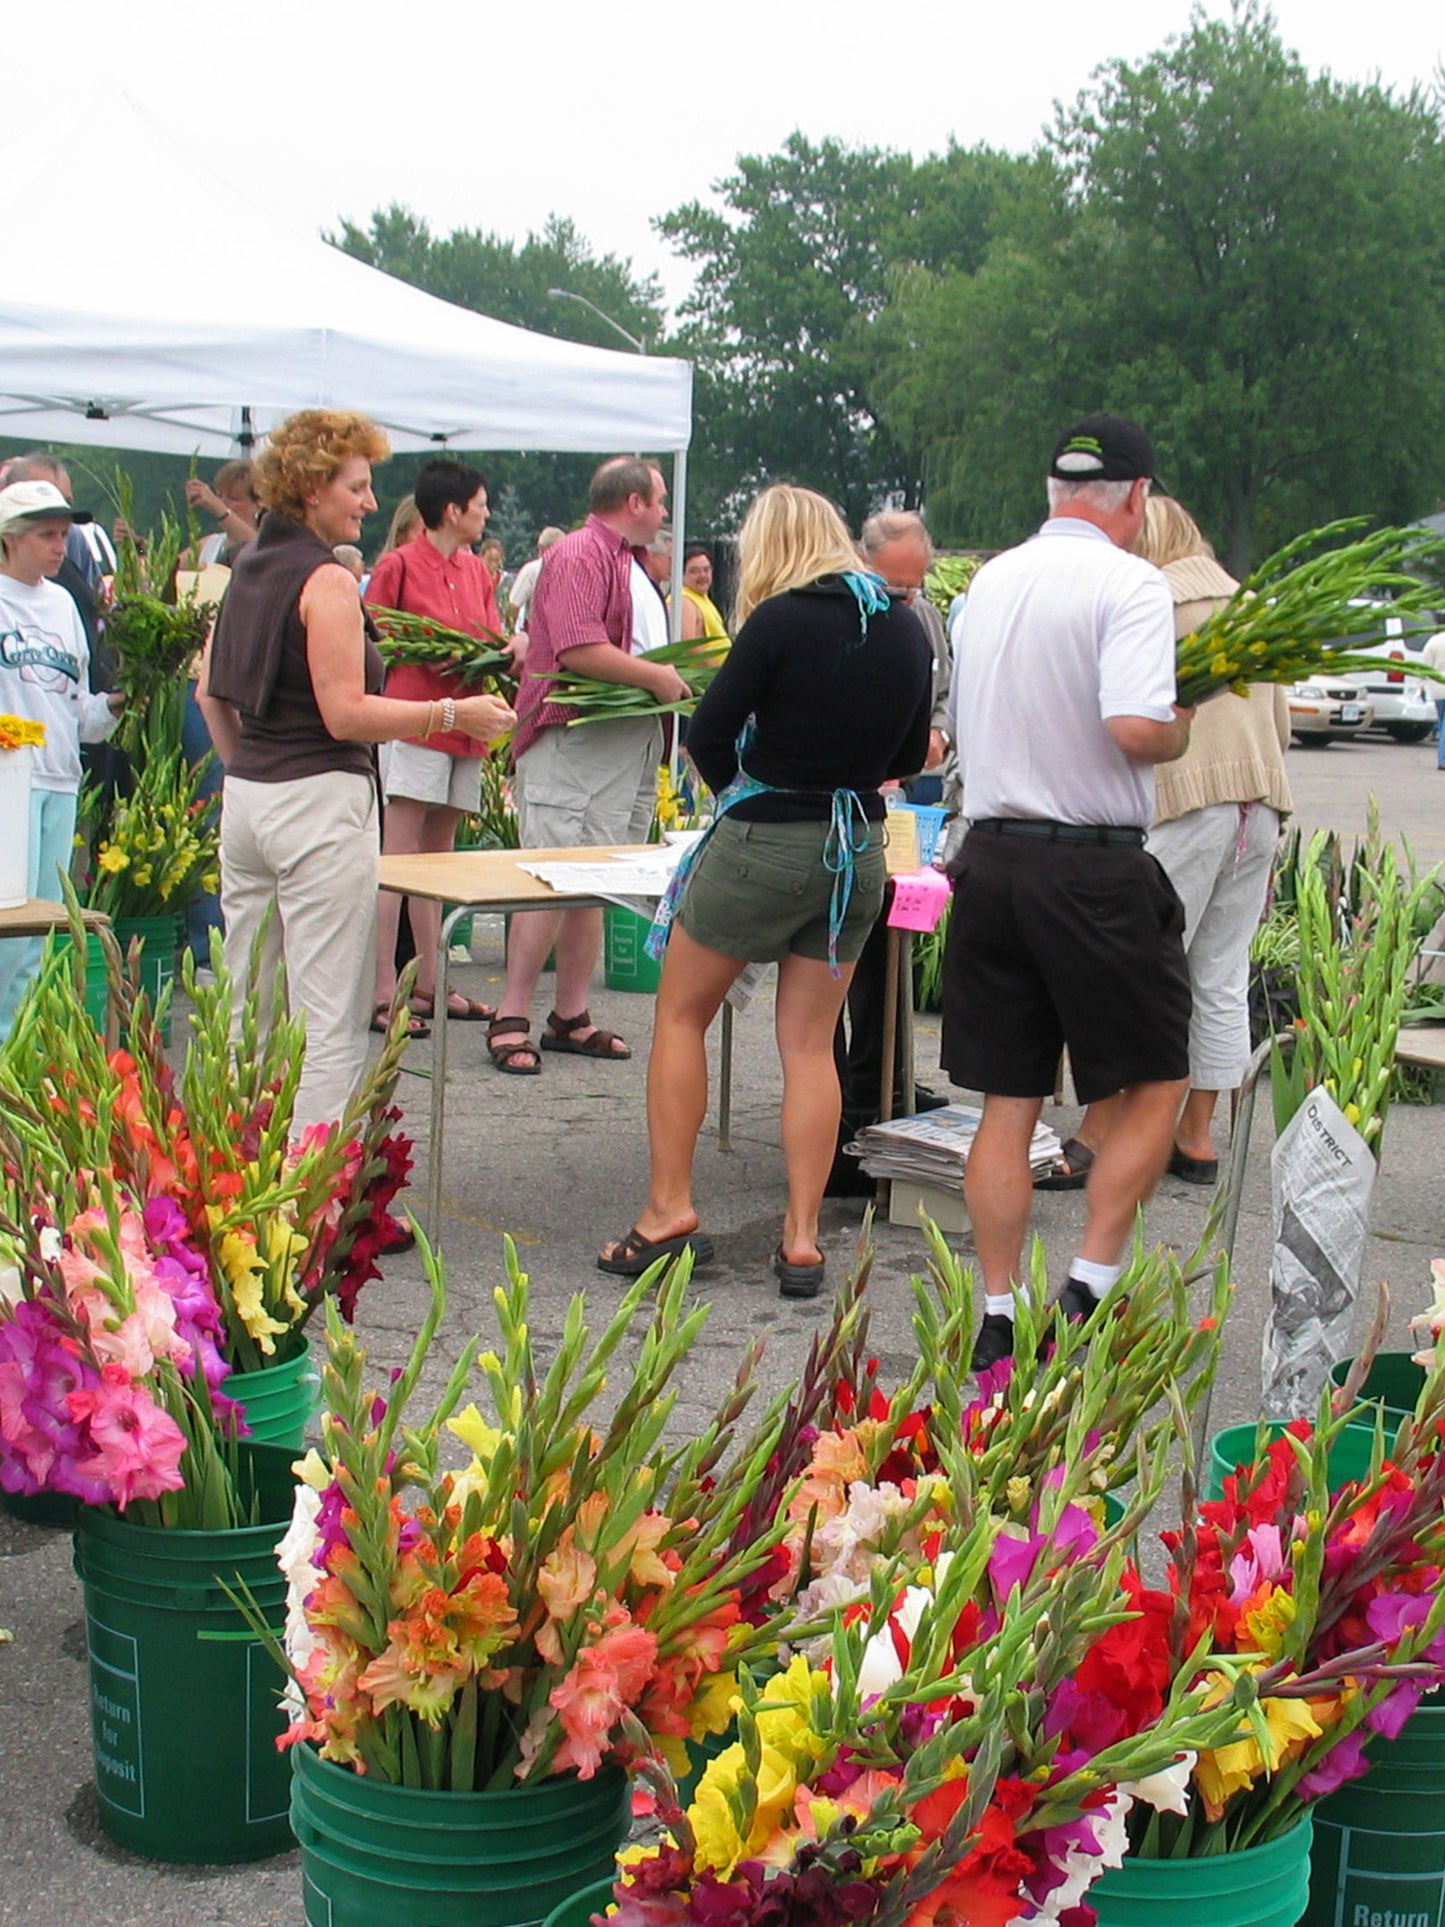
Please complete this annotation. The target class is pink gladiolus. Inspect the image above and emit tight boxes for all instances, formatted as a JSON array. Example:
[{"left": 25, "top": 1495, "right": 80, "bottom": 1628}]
[
  {"left": 0, "top": 1298, "right": 111, "bottom": 1502},
  {"left": 547, "top": 1619, "right": 659, "bottom": 1778},
  {"left": 68, "top": 1362, "right": 187, "bottom": 1506}
]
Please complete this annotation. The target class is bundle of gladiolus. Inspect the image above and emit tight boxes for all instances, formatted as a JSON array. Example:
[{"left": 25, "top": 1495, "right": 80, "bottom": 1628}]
[
  {"left": 263, "top": 1245, "right": 794, "bottom": 1790},
  {"left": 2, "top": 912, "right": 413, "bottom": 1372},
  {"left": 543, "top": 636, "right": 723, "bottom": 727},
  {"left": 741, "top": 1226, "right": 1229, "bottom": 1629},
  {"left": 1174, "top": 519, "right": 1444, "bottom": 707},
  {"left": 369, "top": 607, "right": 513, "bottom": 687},
  {"left": 0, "top": 1158, "right": 249, "bottom": 1526},
  {"left": 612, "top": 1488, "right": 1255, "bottom": 1927},
  {"left": 1136, "top": 1380, "right": 1445, "bottom": 1858}
]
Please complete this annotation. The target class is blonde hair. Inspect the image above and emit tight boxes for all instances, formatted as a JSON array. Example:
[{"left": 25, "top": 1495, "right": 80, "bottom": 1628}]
[
  {"left": 380, "top": 494, "right": 421, "bottom": 555},
  {"left": 254, "top": 410, "right": 390, "bottom": 521},
  {"left": 1138, "top": 496, "right": 1214, "bottom": 568},
  {"left": 733, "top": 485, "right": 859, "bottom": 626}
]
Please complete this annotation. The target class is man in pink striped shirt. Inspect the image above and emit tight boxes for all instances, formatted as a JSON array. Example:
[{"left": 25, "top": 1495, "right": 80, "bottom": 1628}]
[{"left": 488, "top": 457, "right": 689, "bottom": 1074}]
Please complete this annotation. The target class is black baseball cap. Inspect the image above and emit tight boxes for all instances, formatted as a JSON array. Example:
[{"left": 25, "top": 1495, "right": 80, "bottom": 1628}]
[{"left": 1049, "top": 414, "right": 1156, "bottom": 483}]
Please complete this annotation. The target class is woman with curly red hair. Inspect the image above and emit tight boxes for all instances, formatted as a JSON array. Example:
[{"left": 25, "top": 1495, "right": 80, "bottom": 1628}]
[{"left": 199, "top": 410, "right": 513, "bottom": 1130}]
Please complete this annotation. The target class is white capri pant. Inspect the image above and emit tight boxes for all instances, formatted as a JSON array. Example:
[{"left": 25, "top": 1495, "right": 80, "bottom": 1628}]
[
  {"left": 1147, "top": 799, "right": 1281, "bottom": 1091},
  {"left": 220, "top": 770, "right": 379, "bottom": 1132}
]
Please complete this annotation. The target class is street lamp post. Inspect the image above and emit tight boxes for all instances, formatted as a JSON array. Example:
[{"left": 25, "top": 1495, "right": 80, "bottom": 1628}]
[{"left": 546, "top": 288, "right": 648, "bottom": 354}]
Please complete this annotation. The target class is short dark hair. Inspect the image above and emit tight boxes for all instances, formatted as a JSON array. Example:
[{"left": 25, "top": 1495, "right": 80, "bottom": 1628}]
[
  {"left": 683, "top": 544, "right": 710, "bottom": 564},
  {"left": 414, "top": 458, "right": 489, "bottom": 530},
  {"left": 589, "top": 457, "right": 659, "bottom": 515}
]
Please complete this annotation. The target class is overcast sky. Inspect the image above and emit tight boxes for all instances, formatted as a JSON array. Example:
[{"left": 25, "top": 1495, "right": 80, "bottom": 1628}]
[{"left": 11, "top": 0, "right": 1444, "bottom": 316}]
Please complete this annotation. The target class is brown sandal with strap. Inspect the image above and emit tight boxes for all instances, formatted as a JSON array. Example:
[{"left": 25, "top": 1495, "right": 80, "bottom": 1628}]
[
  {"left": 486, "top": 1016, "right": 541, "bottom": 1075},
  {"left": 539, "top": 1008, "right": 631, "bottom": 1060}
]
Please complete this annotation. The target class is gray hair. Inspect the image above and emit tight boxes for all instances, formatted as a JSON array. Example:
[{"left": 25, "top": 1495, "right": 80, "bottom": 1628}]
[
  {"left": 647, "top": 526, "right": 675, "bottom": 556},
  {"left": 859, "top": 510, "right": 933, "bottom": 561},
  {"left": 537, "top": 526, "right": 565, "bottom": 552},
  {"left": 1045, "top": 477, "right": 1136, "bottom": 515}
]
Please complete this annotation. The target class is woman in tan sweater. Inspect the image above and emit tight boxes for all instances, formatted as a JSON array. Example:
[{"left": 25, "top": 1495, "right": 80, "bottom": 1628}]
[{"left": 1040, "top": 497, "right": 1291, "bottom": 1187}]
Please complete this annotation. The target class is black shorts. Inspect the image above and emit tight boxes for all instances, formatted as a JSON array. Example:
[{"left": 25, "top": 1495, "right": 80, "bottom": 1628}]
[{"left": 940, "top": 825, "right": 1190, "bottom": 1103}]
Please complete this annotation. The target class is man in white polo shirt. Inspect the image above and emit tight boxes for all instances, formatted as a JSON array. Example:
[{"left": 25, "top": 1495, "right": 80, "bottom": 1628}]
[{"left": 943, "top": 414, "right": 1195, "bottom": 1370}]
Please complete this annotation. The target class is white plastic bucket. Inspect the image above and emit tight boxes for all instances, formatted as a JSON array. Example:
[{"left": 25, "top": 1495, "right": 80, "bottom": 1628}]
[{"left": 0, "top": 746, "right": 33, "bottom": 909}]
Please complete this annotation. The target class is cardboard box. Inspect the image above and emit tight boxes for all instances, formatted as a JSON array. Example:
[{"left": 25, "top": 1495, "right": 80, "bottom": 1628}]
[{"left": 887, "top": 1178, "right": 970, "bottom": 1235}]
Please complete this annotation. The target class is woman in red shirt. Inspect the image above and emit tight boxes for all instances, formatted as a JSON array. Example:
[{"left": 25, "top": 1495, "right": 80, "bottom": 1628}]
[{"left": 365, "top": 459, "right": 513, "bottom": 1030}]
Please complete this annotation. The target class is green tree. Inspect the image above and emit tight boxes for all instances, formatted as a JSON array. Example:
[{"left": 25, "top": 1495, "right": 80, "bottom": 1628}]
[
  {"left": 875, "top": 6, "right": 1445, "bottom": 567},
  {"left": 657, "top": 133, "right": 1041, "bottom": 527}
]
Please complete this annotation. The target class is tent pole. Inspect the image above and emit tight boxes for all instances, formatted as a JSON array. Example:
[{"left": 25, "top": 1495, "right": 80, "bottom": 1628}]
[{"left": 668, "top": 449, "right": 689, "bottom": 784}]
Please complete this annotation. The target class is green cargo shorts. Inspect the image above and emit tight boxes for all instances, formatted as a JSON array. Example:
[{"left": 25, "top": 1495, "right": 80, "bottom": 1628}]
[{"left": 677, "top": 815, "right": 886, "bottom": 964}]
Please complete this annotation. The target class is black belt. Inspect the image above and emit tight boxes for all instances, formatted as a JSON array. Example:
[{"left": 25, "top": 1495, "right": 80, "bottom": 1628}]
[{"left": 972, "top": 817, "right": 1146, "bottom": 847}]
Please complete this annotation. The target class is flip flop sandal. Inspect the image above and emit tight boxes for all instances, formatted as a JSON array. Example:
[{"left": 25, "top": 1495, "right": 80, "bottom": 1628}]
[
  {"left": 1034, "top": 1136, "right": 1094, "bottom": 1191},
  {"left": 486, "top": 1017, "right": 542, "bottom": 1075},
  {"left": 540, "top": 1008, "right": 632, "bottom": 1060},
  {"left": 370, "top": 1003, "right": 430, "bottom": 1040},
  {"left": 412, "top": 991, "right": 497, "bottom": 1023},
  {"left": 774, "top": 1247, "right": 826, "bottom": 1299},
  {"left": 597, "top": 1226, "right": 715, "bottom": 1277},
  {"left": 1168, "top": 1148, "right": 1219, "bottom": 1184}
]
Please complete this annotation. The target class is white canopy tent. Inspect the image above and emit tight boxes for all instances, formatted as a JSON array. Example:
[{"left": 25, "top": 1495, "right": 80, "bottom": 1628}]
[{"left": 0, "top": 92, "right": 692, "bottom": 535}]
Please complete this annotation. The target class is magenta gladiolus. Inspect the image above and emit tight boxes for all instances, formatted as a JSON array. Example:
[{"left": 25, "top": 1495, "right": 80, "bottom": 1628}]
[{"left": 67, "top": 1362, "right": 187, "bottom": 1506}]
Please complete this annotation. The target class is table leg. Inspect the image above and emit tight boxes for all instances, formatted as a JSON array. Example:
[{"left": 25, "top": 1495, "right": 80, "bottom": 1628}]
[
  {"left": 423, "top": 902, "right": 472, "bottom": 1250},
  {"left": 718, "top": 1001, "right": 734, "bottom": 1152}
]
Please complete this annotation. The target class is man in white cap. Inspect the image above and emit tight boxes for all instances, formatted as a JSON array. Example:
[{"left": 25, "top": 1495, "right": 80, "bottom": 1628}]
[{"left": 0, "top": 480, "right": 123, "bottom": 1033}]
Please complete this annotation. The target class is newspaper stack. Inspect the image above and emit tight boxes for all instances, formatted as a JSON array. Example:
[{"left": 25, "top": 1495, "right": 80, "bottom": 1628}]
[{"left": 846, "top": 1104, "right": 1064, "bottom": 1191}]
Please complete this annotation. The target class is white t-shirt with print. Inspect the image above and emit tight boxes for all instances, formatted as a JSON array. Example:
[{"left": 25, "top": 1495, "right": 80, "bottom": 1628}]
[{"left": 0, "top": 574, "right": 117, "bottom": 792}]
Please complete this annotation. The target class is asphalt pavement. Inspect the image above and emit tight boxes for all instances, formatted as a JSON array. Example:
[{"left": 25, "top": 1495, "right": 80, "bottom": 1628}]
[{"left": 2, "top": 728, "right": 1441, "bottom": 1926}]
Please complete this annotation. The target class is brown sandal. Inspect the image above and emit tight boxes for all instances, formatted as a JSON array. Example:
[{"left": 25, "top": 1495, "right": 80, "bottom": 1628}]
[
  {"left": 486, "top": 1016, "right": 541, "bottom": 1075},
  {"left": 412, "top": 990, "right": 497, "bottom": 1023},
  {"left": 539, "top": 1008, "right": 631, "bottom": 1060}
]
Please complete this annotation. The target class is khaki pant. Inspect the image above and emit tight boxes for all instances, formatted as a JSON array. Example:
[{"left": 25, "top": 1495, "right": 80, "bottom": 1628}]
[{"left": 220, "top": 771, "right": 378, "bottom": 1131}]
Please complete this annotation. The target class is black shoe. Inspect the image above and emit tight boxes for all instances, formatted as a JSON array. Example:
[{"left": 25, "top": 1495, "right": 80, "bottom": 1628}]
[
  {"left": 824, "top": 1156, "right": 877, "bottom": 1199},
  {"left": 1057, "top": 1277, "right": 1104, "bottom": 1324},
  {"left": 913, "top": 1086, "right": 950, "bottom": 1114},
  {"left": 970, "top": 1313, "right": 1015, "bottom": 1372}
]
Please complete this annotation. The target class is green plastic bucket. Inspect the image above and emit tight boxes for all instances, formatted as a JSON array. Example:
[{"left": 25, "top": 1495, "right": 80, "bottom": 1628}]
[
  {"left": 291, "top": 1746, "right": 631, "bottom": 1927},
  {"left": 51, "top": 928, "right": 110, "bottom": 1031},
  {"left": 1301, "top": 1693, "right": 1445, "bottom": 1927},
  {"left": 1090, "top": 1816, "right": 1313, "bottom": 1927},
  {"left": 229, "top": 1343, "right": 319, "bottom": 1449},
  {"left": 111, "top": 912, "right": 181, "bottom": 1045},
  {"left": 0, "top": 1486, "right": 79, "bottom": 1526},
  {"left": 1204, "top": 1423, "right": 1377, "bottom": 1503},
  {"left": 603, "top": 904, "right": 661, "bottom": 995},
  {"left": 1329, "top": 1352, "right": 1427, "bottom": 1433},
  {"left": 542, "top": 1878, "right": 615, "bottom": 1927},
  {"left": 71, "top": 1439, "right": 298, "bottom": 1863}
]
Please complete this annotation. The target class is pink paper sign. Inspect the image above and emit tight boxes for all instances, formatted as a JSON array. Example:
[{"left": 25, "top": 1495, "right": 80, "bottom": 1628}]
[{"left": 887, "top": 867, "right": 951, "bottom": 933}]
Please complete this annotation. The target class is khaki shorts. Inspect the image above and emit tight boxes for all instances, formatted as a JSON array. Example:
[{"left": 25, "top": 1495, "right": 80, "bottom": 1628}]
[
  {"left": 515, "top": 716, "right": 661, "bottom": 848},
  {"left": 679, "top": 816, "right": 885, "bottom": 964},
  {"left": 380, "top": 740, "right": 483, "bottom": 812}
]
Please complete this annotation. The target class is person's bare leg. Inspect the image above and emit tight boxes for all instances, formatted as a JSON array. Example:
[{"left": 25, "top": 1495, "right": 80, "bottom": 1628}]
[
  {"left": 774, "top": 952, "right": 857, "bottom": 1267},
  {"left": 1076, "top": 1076, "right": 1190, "bottom": 1266},
  {"left": 1174, "top": 1086, "right": 1221, "bottom": 1162},
  {"left": 964, "top": 1093, "right": 1045, "bottom": 1295},
  {"left": 497, "top": 906, "right": 566, "bottom": 1025},
  {"left": 547, "top": 906, "right": 628, "bottom": 1054},
  {"left": 1069, "top": 1092, "right": 1123, "bottom": 1161},
  {"left": 600, "top": 927, "right": 744, "bottom": 1257},
  {"left": 373, "top": 796, "right": 429, "bottom": 1008},
  {"left": 409, "top": 804, "right": 462, "bottom": 1004}
]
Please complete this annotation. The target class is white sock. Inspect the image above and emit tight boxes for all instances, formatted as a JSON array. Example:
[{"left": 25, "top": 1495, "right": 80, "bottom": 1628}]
[
  {"left": 984, "top": 1293, "right": 1015, "bottom": 1319},
  {"left": 1068, "top": 1258, "right": 1121, "bottom": 1301}
]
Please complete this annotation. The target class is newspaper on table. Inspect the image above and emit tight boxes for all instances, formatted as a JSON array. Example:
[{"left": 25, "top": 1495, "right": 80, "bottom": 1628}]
[
  {"left": 846, "top": 1104, "right": 1064, "bottom": 1191},
  {"left": 1262, "top": 1085, "right": 1378, "bottom": 1420},
  {"left": 515, "top": 848, "right": 679, "bottom": 904}
]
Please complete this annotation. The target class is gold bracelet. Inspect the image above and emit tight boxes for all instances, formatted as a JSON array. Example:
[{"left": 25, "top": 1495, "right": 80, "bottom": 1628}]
[{"left": 425, "top": 701, "right": 437, "bottom": 737}]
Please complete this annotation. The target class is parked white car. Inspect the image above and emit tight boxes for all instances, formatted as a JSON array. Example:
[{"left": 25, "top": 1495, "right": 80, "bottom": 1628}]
[
  {"left": 1287, "top": 682, "right": 1374, "bottom": 745},
  {"left": 1332, "top": 608, "right": 1440, "bottom": 743}
]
